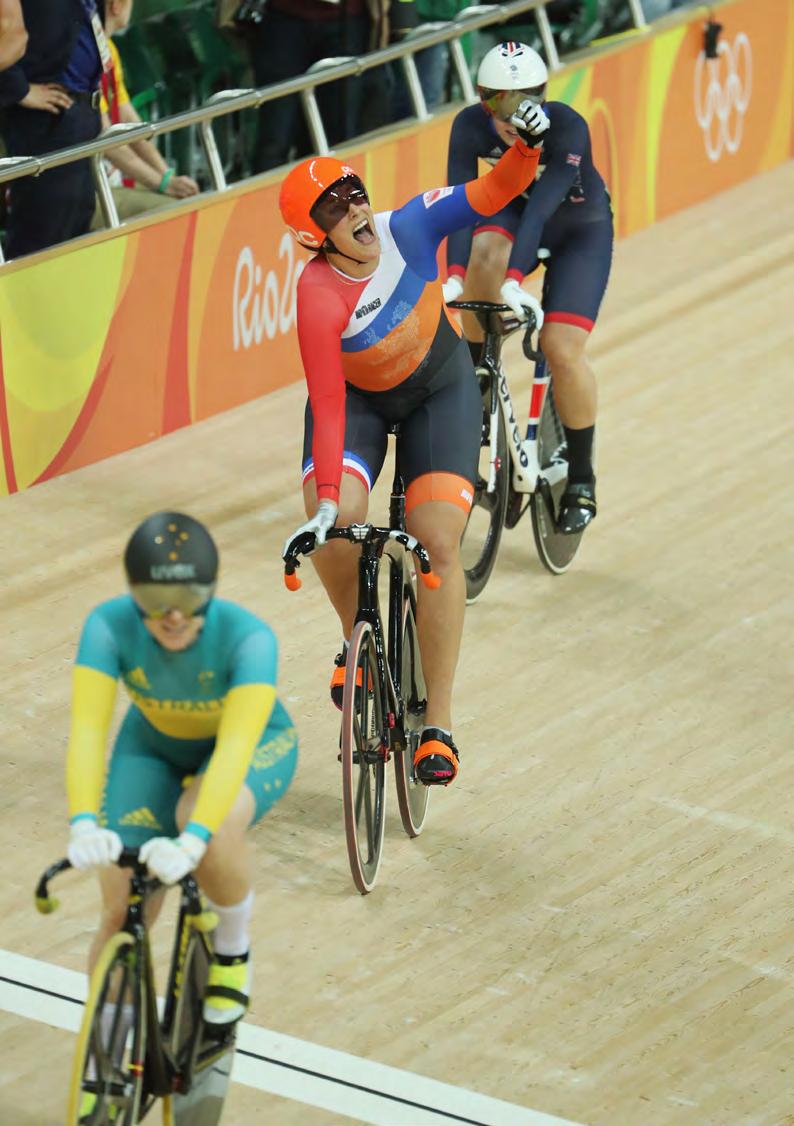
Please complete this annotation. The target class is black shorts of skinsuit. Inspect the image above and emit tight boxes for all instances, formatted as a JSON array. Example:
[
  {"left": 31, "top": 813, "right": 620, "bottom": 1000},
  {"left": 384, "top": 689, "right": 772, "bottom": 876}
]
[{"left": 302, "top": 335, "right": 482, "bottom": 505}]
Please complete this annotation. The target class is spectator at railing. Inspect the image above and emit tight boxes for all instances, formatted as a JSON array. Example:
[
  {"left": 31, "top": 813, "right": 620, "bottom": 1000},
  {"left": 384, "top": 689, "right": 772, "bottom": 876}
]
[
  {"left": 91, "top": 0, "right": 198, "bottom": 229},
  {"left": 244, "top": 0, "right": 417, "bottom": 174},
  {"left": 0, "top": 0, "right": 107, "bottom": 259},
  {"left": 0, "top": 0, "right": 27, "bottom": 72}
]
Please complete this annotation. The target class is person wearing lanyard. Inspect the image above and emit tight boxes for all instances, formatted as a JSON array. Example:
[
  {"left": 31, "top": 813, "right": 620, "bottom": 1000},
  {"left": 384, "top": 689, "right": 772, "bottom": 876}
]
[{"left": 0, "top": 0, "right": 111, "bottom": 258}]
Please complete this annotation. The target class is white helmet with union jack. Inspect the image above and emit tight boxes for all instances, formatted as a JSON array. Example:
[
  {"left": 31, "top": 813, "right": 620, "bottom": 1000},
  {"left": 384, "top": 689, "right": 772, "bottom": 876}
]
[{"left": 477, "top": 41, "right": 548, "bottom": 99}]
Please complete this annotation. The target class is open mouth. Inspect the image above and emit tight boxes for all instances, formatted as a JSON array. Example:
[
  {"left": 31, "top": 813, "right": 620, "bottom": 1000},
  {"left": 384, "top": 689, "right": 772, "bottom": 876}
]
[{"left": 352, "top": 218, "right": 375, "bottom": 245}]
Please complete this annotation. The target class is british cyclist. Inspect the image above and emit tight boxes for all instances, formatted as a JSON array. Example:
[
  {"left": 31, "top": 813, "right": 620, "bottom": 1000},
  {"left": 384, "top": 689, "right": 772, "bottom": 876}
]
[
  {"left": 279, "top": 98, "right": 549, "bottom": 786},
  {"left": 65, "top": 512, "right": 297, "bottom": 1034},
  {"left": 443, "top": 41, "right": 614, "bottom": 534}
]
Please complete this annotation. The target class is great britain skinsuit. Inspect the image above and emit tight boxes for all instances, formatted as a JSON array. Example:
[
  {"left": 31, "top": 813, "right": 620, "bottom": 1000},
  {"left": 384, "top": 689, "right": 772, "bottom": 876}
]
[{"left": 447, "top": 101, "right": 613, "bottom": 332}]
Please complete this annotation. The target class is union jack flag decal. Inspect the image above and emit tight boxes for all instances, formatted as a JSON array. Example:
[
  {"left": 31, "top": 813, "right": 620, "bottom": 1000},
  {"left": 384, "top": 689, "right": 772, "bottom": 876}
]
[
  {"left": 566, "top": 153, "right": 582, "bottom": 167},
  {"left": 499, "top": 42, "right": 526, "bottom": 58}
]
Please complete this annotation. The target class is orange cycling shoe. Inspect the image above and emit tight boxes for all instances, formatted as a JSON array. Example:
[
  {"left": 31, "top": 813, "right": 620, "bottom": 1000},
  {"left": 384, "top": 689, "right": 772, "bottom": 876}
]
[
  {"left": 330, "top": 648, "right": 372, "bottom": 710},
  {"left": 414, "top": 728, "right": 460, "bottom": 786}
]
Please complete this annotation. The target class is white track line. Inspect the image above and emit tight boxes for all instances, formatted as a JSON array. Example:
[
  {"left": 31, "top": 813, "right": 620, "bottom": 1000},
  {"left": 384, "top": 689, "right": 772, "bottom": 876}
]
[{"left": 0, "top": 948, "right": 582, "bottom": 1126}]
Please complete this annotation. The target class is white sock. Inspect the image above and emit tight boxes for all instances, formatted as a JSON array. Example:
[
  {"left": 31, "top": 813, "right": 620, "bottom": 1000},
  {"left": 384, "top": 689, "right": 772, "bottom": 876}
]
[{"left": 205, "top": 891, "right": 253, "bottom": 957}]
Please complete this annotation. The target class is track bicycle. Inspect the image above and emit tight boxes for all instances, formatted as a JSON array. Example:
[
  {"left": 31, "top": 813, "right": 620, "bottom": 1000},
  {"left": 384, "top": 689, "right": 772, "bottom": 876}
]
[
  {"left": 283, "top": 427, "right": 439, "bottom": 895},
  {"left": 449, "top": 298, "right": 586, "bottom": 601},
  {"left": 35, "top": 850, "right": 236, "bottom": 1125}
]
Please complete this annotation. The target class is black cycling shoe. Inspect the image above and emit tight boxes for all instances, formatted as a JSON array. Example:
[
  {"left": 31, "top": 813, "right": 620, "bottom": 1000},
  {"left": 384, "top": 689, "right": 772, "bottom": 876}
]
[
  {"left": 557, "top": 480, "right": 597, "bottom": 535},
  {"left": 414, "top": 728, "right": 460, "bottom": 786}
]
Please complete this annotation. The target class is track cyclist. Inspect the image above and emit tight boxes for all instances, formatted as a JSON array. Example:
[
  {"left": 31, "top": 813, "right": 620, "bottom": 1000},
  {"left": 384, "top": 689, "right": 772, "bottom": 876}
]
[
  {"left": 65, "top": 512, "right": 297, "bottom": 1066},
  {"left": 444, "top": 41, "right": 614, "bottom": 534},
  {"left": 279, "top": 99, "right": 549, "bottom": 787}
]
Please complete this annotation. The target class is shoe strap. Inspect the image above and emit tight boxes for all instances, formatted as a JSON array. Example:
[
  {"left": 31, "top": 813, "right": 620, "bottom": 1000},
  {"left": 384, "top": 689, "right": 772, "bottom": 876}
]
[
  {"left": 213, "top": 951, "right": 248, "bottom": 967},
  {"left": 204, "top": 985, "right": 249, "bottom": 1005}
]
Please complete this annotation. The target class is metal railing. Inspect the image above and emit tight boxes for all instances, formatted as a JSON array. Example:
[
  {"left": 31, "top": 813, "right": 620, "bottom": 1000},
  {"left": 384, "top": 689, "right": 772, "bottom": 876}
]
[{"left": 0, "top": 0, "right": 649, "bottom": 265}]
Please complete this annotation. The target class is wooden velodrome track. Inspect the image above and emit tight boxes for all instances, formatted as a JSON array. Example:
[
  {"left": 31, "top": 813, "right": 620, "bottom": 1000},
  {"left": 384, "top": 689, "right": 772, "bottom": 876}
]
[{"left": 0, "top": 159, "right": 792, "bottom": 1126}]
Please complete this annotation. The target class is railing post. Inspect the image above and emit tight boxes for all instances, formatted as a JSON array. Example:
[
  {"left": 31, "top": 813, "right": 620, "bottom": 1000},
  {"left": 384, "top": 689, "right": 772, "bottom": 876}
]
[
  {"left": 450, "top": 38, "right": 476, "bottom": 103},
  {"left": 535, "top": 3, "right": 561, "bottom": 70},
  {"left": 400, "top": 53, "right": 430, "bottom": 120},
  {"left": 92, "top": 155, "right": 120, "bottom": 230},
  {"left": 200, "top": 119, "right": 227, "bottom": 191},
  {"left": 627, "top": 0, "right": 647, "bottom": 27},
  {"left": 301, "top": 87, "right": 330, "bottom": 155}
]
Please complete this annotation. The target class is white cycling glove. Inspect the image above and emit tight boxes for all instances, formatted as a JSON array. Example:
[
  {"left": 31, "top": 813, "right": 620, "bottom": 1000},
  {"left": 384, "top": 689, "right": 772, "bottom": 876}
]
[
  {"left": 500, "top": 279, "right": 544, "bottom": 330},
  {"left": 282, "top": 498, "right": 338, "bottom": 558},
  {"left": 511, "top": 100, "right": 551, "bottom": 146},
  {"left": 139, "top": 831, "right": 207, "bottom": 885},
  {"left": 68, "top": 819, "right": 123, "bottom": 870},
  {"left": 442, "top": 276, "right": 464, "bottom": 304}
]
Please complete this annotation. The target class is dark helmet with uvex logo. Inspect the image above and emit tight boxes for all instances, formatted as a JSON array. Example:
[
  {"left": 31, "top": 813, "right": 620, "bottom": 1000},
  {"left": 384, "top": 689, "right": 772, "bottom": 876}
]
[{"left": 124, "top": 511, "right": 218, "bottom": 618}]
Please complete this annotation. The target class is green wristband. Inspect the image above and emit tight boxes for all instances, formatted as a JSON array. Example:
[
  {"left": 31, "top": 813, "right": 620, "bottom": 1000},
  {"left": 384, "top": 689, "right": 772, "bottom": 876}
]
[{"left": 158, "top": 167, "right": 175, "bottom": 194}]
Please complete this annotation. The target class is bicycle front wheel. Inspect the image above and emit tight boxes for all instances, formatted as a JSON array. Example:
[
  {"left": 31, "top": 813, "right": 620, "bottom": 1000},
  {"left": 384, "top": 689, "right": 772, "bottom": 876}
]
[
  {"left": 393, "top": 586, "right": 430, "bottom": 838},
  {"left": 67, "top": 932, "right": 146, "bottom": 1126},
  {"left": 462, "top": 372, "right": 509, "bottom": 602},
  {"left": 341, "top": 620, "right": 387, "bottom": 894},
  {"left": 531, "top": 376, "right": 585, "bottom": 574}
]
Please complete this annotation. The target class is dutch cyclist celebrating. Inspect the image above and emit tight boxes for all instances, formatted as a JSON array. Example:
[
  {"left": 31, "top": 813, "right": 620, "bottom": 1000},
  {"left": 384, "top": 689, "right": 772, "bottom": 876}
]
[
  {"left": 444, "top": 42, "right": 614, "bottom": 534},
  {"left": 65, "top": 512, "right": 297, "bottom": 1028},
  {"left": 279, "top": 99, "right": 549, "bottom": 786}
]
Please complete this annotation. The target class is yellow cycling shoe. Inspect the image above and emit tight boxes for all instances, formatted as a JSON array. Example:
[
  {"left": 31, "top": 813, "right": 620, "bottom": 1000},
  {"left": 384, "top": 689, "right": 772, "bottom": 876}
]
[
  {"left": 79, "top": 1090, "right": 119, "bottom": 1123},
  {"left": 203, "top": 952, "right": 250, "bottom": 1025}
]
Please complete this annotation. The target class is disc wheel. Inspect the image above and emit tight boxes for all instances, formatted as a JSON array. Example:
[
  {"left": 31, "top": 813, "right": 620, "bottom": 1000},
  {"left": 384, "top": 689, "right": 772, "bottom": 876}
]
[
  {"left": 341, "top": 620, "right": 387, "bottom": 894},
  {"left": 530, "top": 376, "right": 585, "bottom": 574},
  {"left": 462, "top": 372, "right": 509, "bottom": 602},
  {"left": 169, "top": 928, "right": 210, "bottom": 1076},
  {"left": 393, "top": 586, "right": 430, "bottom": 837},
  {"left": 67, "top": 932, "right": 146, "bottom": 1126}
]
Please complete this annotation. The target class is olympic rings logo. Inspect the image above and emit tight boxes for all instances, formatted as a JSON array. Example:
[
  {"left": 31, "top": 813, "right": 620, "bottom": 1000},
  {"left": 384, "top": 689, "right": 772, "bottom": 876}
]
[{"left": 693, "top": 32, "right": 752, "bottom": 163}]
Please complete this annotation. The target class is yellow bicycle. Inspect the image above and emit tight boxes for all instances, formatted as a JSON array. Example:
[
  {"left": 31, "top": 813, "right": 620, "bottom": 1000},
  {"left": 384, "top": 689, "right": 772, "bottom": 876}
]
[{"left": 35, "top": 850, "right": 236, "bottom": 1125}]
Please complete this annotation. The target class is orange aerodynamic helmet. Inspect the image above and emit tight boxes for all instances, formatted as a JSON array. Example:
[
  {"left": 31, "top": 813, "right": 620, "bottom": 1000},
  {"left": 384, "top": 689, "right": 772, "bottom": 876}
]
[{"left": 279, "top": 157, "right": 368, "bottom": 250}]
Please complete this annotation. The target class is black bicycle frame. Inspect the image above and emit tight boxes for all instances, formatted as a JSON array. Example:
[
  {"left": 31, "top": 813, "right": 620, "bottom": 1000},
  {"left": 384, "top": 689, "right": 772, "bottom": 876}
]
[{"left": 34, "top": 851, "right": 209, "bottom": 1100}]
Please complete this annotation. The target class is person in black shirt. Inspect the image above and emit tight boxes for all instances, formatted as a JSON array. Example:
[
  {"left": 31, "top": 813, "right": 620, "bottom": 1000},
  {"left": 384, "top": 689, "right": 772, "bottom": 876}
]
[
  {"left": 444, "top": 42, "right": 613, "bottom": 535},
  {"left": 0, "top": 0, "right": 107, "bottom": 258}
]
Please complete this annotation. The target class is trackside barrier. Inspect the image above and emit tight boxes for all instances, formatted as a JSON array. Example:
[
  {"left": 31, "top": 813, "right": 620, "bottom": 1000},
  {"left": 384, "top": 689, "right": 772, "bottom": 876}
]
[
  {"left": 0, "top": 0, "right": 790, "bottom": 496},
  {"left": 0, "top": 0, "right": 648, "bottom": 261}
]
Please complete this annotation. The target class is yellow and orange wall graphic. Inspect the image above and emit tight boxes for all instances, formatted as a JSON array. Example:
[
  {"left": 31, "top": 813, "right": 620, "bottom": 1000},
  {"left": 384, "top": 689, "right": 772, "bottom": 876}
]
[{"left": 0, "top": 0, "right": 791, "bottom": 496}]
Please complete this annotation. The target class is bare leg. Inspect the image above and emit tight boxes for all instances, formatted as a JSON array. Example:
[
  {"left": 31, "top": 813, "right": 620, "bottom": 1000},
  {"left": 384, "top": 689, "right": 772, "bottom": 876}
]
[
  {"left": 460, "top": 231, "right": 512, "bottom": 343},
  {"left": 539, "top": 321, "right": 597, "bottom": 430},
  {"left": 176, "top": 778, "right": 255, "bottom": 907},
  {"left": 406, "top": 501, "right": 468, "bottom": 732},
  {"left": 302, "top": 474, "right": 369, "bottom": 641}
]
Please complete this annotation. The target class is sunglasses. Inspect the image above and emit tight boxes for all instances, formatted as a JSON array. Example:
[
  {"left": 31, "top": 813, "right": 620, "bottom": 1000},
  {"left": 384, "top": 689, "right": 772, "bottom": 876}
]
[
  {"left": 480, "top": 87, "right": 546, "bottom": 123},
  {"left": 310, "top": 175, "right": 370, "bottom": 234},
  {"left": 130, "top": 582, "right": 216, "bottom": 620}
]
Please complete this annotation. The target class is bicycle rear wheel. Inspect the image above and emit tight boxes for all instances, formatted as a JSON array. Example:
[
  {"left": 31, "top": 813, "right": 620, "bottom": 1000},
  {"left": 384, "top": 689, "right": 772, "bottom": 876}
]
[
  {"left": 531, "top": 375, "right": 585, "bottom": 574},
  {"left": 67, "top": 932, "right": 146, "bottom": 1126},
  {"left": 393, "top": 585, "right": 430, "bottom": 837},
  {"left": 462, "top": 372, "right": 509, "bottom": 602},
  {"left": 341, "top": 619, "right": 388, "bottom": 894}
]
